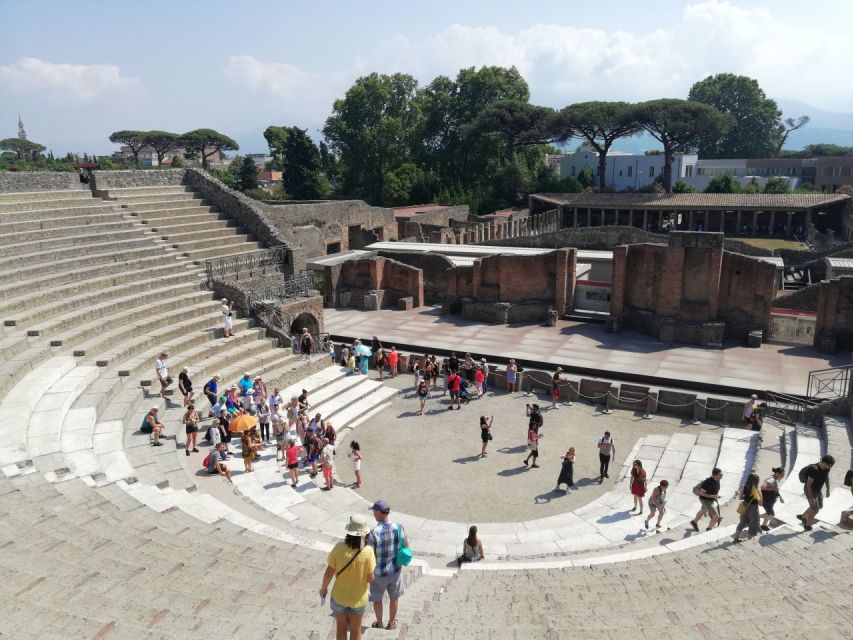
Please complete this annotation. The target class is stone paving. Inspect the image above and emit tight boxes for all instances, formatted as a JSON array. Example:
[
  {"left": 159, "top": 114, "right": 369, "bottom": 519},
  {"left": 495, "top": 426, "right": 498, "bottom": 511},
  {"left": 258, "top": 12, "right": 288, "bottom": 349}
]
[{"left": 324, "top": 306, "right": 847, "bottom": 395}]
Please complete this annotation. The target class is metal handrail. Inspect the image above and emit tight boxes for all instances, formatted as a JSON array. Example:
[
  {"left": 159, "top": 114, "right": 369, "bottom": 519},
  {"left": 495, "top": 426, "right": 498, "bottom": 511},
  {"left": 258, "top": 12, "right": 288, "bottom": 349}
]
[
  {"left": 246, "top": 271, "right": 312, "bottom": 302},
  {"left": 205, "top": 247, "right": 289, "bottom": 288},
  {"left": 764, "top": 390, "right": 818, "bottom": 427},
  {"left": 250, "top": 297, "right": 329, "bottom": 352},
  {"left": 807, "top": 364, "right": 853, "bottom": 400}
]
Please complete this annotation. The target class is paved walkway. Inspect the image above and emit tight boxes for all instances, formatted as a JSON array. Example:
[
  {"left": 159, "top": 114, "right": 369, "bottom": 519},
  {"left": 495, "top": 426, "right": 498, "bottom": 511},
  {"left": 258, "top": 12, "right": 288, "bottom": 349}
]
[{"left": 324, "top": 306, "right": 848, "bottom": 395}]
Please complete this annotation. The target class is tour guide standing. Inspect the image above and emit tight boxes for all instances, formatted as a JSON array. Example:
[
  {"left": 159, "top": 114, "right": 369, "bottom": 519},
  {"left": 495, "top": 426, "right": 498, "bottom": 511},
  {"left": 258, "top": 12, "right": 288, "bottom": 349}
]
[{"left": 367, "top": 499, "right": 409, "bottom": 631}]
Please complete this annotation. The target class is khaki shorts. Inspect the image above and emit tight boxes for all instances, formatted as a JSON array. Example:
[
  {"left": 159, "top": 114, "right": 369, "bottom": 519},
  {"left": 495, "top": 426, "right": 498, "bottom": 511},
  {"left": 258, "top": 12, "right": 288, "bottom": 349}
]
[{"left": 699, "top": 498, "right": 719, "bottom": 518}]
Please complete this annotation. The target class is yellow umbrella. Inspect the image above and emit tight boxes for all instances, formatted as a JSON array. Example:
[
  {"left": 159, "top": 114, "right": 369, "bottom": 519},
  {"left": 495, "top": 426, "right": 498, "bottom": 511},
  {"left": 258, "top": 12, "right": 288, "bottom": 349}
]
[{"left": 229, "top": 414, "right": 258, "bottom": 432}]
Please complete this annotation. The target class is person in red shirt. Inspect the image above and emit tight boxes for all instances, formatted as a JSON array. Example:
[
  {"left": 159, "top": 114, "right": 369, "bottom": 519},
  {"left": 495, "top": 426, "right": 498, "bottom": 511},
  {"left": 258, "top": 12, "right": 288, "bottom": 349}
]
[
  {"left": 474, "top": 367, "right": 485, "bottom": 398},
  {"left": 387, "top": 347, "right": 399, "bottom": 378},
  {"left": 447, "top": 371, "right": 462, "bottom": 410},
  {"left": 285, "top": 439, "right": 301, "bottom": 488}
]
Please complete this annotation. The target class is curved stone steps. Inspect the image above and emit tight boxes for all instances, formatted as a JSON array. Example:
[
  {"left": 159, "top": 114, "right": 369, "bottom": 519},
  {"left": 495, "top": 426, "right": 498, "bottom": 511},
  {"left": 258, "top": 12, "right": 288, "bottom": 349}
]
[
  {"left": 1, "top": 261, "right": 204, "bottom": 314},
  {"left": 0, "top": 252, "right": 197, "bottom": 300}
]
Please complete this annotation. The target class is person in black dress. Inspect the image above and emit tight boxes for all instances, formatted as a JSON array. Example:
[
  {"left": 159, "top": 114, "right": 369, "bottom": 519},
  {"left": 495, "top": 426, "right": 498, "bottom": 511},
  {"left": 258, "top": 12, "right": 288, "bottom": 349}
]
[{"left": 556, "top": 448, "right": 576, "bottom": 491}]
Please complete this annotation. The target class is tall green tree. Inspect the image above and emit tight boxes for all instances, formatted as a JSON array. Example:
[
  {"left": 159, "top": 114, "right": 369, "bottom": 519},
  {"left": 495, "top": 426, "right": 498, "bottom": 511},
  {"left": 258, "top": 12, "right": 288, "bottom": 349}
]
[
  {"left": 687, "top": 74, "right": 782, "bottom": 158},
  {"left": 236, "top": 156, "right": 259, "bottom": 191},
  {"left": 180, "top": 128, "right": 239, "bottom": 169},
  {"left": 0, "top": 138, "right": 45, "bottom": 160},
  {"left": 636, "top": 99, "right": 732, "bottom": 192},
  {"left": 468, "top": 100, "right": 556, "bottom": 162},
  {"left": 318, "top": 140, "right": 338, "bottom": 181},
  {"left": 263, "top": 126, "right": 290, "bottom": 167},
  {"left": 108, "top": 130, "right": 147, "bottom": 167},
  {"left": 142, "top": 131, "right": 180, "bottom": 167},
  {"left": 282, "top": 127, "right": 326, "bottom": 200},
  {"left": 323, "top": 72, "right": 420, "bottom": 203},
  {"left": 775, "top": 116, "right": 810, "bottom": 156},
  {"left": 555, "top": 101, "right": 643, "bottom": 190}
]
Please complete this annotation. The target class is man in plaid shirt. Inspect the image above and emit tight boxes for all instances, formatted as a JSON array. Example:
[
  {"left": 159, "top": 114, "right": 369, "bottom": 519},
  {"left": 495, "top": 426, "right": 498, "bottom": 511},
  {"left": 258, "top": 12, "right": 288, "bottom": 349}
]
[{"left": 366, "top": 499, "right": 408, "bottom": 631}]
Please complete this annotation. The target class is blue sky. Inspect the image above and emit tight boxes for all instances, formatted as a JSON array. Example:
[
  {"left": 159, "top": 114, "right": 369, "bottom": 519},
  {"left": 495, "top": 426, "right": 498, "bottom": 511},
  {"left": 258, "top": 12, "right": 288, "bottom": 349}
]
[{"left": 1, "top": 0, "right": 851, "bottom": 154}]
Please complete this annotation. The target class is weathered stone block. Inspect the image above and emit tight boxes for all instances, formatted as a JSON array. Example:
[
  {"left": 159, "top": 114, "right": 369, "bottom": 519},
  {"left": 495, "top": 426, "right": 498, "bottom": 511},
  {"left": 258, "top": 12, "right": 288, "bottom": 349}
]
[
  {"left": 398, "top": 296, "right": 414, "bottom": 311},
  {"left": 604, "top": 317, "right": 621, "bottom": 333},
  {"left": 747, "top": 330, "right": 763, "bottom": 348},
  {"left": 545, "top": 308, "right": 558, "bottom": 327},
  {"left": 703, "top": 322, "right": 725, "bottom": 348}
]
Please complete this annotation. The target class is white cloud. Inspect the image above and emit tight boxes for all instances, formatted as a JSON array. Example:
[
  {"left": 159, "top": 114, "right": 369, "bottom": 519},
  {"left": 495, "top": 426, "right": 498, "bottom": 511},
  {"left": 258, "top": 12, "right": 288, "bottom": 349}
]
[
  {"left": 224, "top": 0, "right": 851, "bottom": 115},
  {"left": 0, "top": 57, "right": 141, "bottom": 100}
]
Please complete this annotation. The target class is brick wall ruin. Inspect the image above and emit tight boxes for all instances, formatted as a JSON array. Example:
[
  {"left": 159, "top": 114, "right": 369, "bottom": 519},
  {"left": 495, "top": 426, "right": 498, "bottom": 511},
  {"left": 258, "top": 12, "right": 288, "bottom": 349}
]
[
  {"left": 610, "top": 232, "right": 775, "bottom": 345},
  {"left": 327, "top": 256, "right": 424, "bottom": 311},
  {"left": 815, "top": 276, "right": 853, "bottom": 352},
  {"left": 461, "top": 249, "right": 576, "bottom": 323}
]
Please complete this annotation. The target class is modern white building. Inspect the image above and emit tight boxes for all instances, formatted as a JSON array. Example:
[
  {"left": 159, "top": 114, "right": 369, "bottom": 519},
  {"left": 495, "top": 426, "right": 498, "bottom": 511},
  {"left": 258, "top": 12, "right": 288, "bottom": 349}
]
[
  {"left": 559, "top": 145, "right": 698, "bottom": 191},
  {"left": 558, "top": 146, "right": 808, "bottom": 192}
]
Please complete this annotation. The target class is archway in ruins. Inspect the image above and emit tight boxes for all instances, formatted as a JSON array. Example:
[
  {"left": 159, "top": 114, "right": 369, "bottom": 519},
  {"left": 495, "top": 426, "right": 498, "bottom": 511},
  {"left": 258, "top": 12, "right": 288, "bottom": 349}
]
[{"left": 289, "top": 312, "right": 320, "bottom": 336}]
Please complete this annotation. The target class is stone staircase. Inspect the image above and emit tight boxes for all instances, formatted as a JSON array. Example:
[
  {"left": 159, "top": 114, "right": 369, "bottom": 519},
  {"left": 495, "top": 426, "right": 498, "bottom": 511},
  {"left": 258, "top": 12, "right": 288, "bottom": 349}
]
[{"left": 99, "top": 185, "right": 263, "bottom": 263}]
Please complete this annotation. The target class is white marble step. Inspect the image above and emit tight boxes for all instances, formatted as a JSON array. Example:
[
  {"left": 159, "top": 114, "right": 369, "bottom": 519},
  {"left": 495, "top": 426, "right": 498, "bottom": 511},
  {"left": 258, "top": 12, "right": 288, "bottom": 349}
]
[
  {"left": 0, "top": 356, "right": 77, "bottom": 469},
  {"left": 332, "top": 386, "right": 398, "bottom": 430},
  {"left": 309, "top": 374, "right": 369, "bottom": 411},
  {"left": 14, "top": 364, "right": 100, "bottom": 474},
  {"left": 319, "top": 379, "right": 385, "bottom": 422},
  {"left": 276, "top": 365, "right": 349, "bottom": 401},
  {"left": 716, "top": 427, "right": 760, "bottom": 500}
]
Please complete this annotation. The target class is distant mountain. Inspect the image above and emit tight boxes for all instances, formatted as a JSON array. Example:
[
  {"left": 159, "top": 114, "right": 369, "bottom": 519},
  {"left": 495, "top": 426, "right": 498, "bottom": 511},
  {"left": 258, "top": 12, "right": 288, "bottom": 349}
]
[{"left": 777, "top": 99, "right": 853, "bottom": 149}]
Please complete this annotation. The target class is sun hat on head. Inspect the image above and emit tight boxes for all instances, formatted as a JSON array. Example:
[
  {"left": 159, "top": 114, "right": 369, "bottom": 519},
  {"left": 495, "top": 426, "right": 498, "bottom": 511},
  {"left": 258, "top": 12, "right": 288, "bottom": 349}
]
[
  {"left": 221, "top": 298, "right": 228, "bottom": 302},
  {"left": 345, "top": 513, "right": 371, "bottom": 536},
  {"left": 750, "top": 394, "right": 758, "bottom": 399},
  {"left": 369, "top": 499, "right": 391, "bottom": 514},
  {"left": 213, "top": 374, "right": 222, "bottom": 381},
  {"left": 150, "top": 406, "right": 159, "bottom": 411},
  {"left": 243, "top": 372, "right": 251, "bottom": 377}
]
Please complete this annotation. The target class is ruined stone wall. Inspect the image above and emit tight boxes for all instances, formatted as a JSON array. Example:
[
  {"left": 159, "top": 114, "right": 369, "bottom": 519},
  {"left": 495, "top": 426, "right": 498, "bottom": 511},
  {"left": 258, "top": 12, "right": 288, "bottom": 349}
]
[
  {"left": 374, "top": 251, "right": 455, "bottom": 304},
  {"left": 0, "top": 171, "right": 82, "bottom": 192},
  {"left": 260, "top": 200, "right": 396, "bottom": 258},
  {"left": 463, "top": 249, "right": 576, "bottom": 322},
  {"left": 336, "top": 257, "right": 424, "bottom": 309},
  {"left": 611, "top": 232, "right": 770, "bottom": 344},
  {"left": 91, "top": 169, "right": 185, "bottom": 191},
  {"left": 483, "top": 225, "right": 774, "bottom": 256},
  {"left": 718, "top": 252, "right": 777, "bottom": 338},
  {"left": 772, "top": 284, "right": 821, "bottom": 312},
  {"left": 181, "top": 169, "right": 301, "bottom": 271},
  {"left": 815, "top": 276, "right": 853, "bottom": 352}
]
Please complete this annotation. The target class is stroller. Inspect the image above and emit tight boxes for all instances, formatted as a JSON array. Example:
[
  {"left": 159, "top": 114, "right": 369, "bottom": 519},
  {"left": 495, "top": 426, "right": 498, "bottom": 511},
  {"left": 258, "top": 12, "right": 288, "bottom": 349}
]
[{"left": 459, "top": 379, "right": 472, "bottom": 404}]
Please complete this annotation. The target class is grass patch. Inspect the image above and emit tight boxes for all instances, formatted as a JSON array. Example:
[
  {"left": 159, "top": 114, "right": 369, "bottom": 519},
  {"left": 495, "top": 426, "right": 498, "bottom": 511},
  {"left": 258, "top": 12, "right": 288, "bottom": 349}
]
[{"left": 737, "top": 238, "right": 803, "bottom": 251}]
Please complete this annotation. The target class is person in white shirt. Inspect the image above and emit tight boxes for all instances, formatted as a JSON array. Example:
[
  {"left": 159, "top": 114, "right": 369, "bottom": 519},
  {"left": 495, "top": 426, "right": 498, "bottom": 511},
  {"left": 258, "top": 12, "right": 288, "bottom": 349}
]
[
  {"left": 155, "top": 352, "right": 172, "bottom": 398},
  {"left": 597, "top": 431, "right": 615, "bottom": 482},
  {"left": 221, "top": 298, "right": 234, "bottom": 338},
  {"left": 743, "top": 394, "right": 758, "bottom": 429}
]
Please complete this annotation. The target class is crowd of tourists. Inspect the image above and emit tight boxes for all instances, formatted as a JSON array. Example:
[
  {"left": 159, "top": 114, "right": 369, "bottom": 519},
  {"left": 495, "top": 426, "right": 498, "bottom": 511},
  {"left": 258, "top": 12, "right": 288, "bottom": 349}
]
[{"left": 140, "top": 337, "right": 853, "bottom": 638}]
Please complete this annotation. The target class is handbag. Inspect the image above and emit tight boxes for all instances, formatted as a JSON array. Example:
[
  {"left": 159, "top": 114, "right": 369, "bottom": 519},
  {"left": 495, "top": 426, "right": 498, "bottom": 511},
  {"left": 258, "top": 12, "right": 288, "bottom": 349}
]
[{"left": 394, "top": 524, "right": 412, "bottom": 567}]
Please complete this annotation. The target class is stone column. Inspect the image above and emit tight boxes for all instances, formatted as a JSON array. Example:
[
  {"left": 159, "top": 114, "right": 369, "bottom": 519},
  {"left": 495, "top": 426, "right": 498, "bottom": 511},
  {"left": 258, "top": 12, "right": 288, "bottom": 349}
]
[
  {"left": 658, "top": 210, "right": 663, "bottom": 229},
  {"left": 484, "top": 223, "right": 491, "bottom": 241},
  {"left": 572, "top": 208, "right": 578, "bottom": 229},
  {"left": 736, "top": 211, "right": 742, "bottom": 234},
  {"left": 769, "top": 211, "right": 776, "bottom": 236},
  {"left": 752, "top": 211, "right": 759, "bottom": 235},
  {"left": 628, "top": 209, "right": 634, "bottom": 228},
  {"left": 703, "top": 210, "right": 709, "bottom": 230},
  {"left": 719, "top": 211, "right": 726, "bottom": 233},
  {"left": 587, "top": 209, "right": 592, "bottom": 227},
  {"left": 643, "top": 210, "right": 648, "bottom": 230},
  {"left": 688, "top": 211, "right": 695, "bottom": 230},
  {"left": 601, "top": 208, "right": 607, "bottom": 226},
  {"left": 786, "top": 212, "right": 793, "bottom": 236}
]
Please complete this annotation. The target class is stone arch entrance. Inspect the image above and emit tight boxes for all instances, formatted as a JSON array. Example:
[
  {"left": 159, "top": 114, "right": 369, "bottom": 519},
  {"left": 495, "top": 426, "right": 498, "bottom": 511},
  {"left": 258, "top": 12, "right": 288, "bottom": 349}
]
[{"left": 289, "top": 312, "right": 319, "bottom": 336}]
